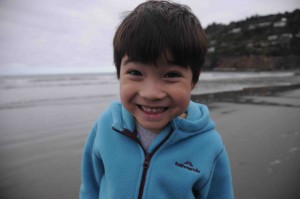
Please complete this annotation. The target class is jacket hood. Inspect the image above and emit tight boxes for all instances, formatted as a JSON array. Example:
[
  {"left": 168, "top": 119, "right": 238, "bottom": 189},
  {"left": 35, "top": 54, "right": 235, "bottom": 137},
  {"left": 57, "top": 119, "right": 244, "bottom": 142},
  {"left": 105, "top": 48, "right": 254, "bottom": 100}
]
[
  {"left": 170, "top": 101, "right": 215, "bottom": 133},
  {"left": 110, "top": 101, "right": 215, "bottom": 138}
]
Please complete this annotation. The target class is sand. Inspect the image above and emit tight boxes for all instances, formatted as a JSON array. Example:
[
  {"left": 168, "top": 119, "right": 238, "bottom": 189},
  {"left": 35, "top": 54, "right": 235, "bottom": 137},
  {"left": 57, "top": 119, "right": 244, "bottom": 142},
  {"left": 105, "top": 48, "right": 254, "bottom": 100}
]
[
  {"left": 206, "top": 89, "right": 300, "bottom": 199},
  {"left": 0, "top": 75, "right": 300, "bottom": 199}
]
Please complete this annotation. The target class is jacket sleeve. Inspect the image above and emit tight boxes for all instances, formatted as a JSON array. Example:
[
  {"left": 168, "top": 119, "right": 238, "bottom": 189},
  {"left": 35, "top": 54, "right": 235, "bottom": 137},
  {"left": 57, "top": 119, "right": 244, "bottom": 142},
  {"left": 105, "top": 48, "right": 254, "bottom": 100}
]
[
  {"left": 198, "top": 148, "right": 234, "bottom": 199},
  {"left": 80, "top": 123, "right": 104, "bottom": 199}
]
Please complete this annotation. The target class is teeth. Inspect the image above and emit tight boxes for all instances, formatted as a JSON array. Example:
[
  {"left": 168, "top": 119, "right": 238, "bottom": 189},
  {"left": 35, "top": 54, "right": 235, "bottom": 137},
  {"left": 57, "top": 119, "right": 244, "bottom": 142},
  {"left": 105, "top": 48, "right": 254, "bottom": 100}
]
[{"left": 140, "top": 105, "right": 166, "bottom": 113}]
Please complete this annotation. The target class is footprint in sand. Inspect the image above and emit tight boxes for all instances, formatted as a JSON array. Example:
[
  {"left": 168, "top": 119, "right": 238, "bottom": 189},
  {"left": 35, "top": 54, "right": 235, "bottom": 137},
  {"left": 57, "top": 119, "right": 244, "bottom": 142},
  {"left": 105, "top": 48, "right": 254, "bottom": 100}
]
[
  {"left": 269, "top": 159, "right": 281, "bottom": 166},
  {"left": 289, "top": 147, "right": 299, "bottom": 153}
]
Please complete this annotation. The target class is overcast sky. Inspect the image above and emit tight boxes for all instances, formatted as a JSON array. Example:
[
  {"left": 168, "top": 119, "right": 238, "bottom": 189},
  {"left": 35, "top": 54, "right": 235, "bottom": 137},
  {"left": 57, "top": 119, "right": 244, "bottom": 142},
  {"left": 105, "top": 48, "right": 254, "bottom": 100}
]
[{"left": 0, "top": 0, "right": 299, "bottom": 75}]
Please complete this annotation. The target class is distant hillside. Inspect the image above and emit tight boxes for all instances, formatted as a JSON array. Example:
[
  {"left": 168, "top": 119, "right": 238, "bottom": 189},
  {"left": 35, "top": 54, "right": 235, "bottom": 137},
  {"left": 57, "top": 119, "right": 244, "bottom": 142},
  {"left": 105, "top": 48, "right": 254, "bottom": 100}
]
[{"left": 204, "top": 9, "right": 300, "bottom": 71}]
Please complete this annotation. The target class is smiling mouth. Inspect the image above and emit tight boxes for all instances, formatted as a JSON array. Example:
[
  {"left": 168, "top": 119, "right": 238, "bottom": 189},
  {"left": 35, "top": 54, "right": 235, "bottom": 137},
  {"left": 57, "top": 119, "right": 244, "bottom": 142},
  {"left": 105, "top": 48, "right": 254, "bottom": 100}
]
[{"left": 137, "top": 105, "right": 168, "bottom": 114}]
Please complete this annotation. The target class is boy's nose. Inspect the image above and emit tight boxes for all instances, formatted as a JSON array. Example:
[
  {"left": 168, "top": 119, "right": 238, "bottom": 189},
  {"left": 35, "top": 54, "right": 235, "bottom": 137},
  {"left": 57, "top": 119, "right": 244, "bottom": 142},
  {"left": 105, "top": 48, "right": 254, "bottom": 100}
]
[{"left": 139, "top": 82, "right": 166, "bottom": 100}]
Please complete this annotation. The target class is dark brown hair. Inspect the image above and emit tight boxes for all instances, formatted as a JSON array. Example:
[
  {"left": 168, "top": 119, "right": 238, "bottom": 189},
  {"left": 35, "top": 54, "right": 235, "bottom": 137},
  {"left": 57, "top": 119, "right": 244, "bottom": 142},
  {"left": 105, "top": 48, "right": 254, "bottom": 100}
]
[{"left": 113, "top": 0, "right": 208, "bottom": 84}]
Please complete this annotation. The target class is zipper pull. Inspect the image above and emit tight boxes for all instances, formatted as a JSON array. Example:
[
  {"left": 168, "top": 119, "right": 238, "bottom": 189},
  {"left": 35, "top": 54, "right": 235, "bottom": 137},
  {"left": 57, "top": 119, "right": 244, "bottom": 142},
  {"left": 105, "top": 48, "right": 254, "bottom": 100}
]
[{"left": 143, "top": 154, "right": 151, "bottom": 169}]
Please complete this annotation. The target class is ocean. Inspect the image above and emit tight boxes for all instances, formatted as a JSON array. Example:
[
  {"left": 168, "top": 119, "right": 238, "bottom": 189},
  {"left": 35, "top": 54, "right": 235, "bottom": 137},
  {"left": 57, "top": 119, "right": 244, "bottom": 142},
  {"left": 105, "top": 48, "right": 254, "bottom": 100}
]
[{"left": 0, "top": 71, "right": 299, "bottom": 110}]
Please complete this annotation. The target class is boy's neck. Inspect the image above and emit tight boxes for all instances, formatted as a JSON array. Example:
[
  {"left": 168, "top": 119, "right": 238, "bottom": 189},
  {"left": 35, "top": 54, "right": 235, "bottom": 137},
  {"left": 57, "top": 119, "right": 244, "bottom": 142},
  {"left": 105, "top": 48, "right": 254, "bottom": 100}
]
[
  {"left": 179, "top": 112, "right": 187, "bottom": 119},
  {"left": 136, "top": 123, "right": 159, "bottom": 150},
  {"left": 135, "top": 122, "right": 160, "bottom": 135}
]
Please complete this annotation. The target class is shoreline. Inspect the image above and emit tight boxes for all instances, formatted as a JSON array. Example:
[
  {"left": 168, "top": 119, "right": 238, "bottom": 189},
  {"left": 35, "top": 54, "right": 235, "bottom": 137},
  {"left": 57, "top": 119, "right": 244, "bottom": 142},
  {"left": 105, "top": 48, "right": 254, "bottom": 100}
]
[
  {"left": 192, "top": 83, "right": 300, "bottom": 104},
  {"left": 1, "top": 68, "right": 299, "bottom": 77}
]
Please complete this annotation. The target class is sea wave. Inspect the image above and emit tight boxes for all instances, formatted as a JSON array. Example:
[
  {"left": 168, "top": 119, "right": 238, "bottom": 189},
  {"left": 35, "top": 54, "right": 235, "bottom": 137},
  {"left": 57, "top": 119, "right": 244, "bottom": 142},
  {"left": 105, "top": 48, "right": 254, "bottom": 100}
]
[{"left": 0, "top": 71, "right": 299, "bottom": 109}]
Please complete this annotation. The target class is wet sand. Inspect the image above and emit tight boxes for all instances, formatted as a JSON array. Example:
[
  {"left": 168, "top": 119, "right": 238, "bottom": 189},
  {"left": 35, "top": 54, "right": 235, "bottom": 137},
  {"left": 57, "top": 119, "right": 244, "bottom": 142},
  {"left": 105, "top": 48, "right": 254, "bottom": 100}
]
[
  {"left": 0, "top": 75, "right": 300, "bottom": 198},
  {"left": 203, "top": 88, "right": 300, "bottom": 199}
]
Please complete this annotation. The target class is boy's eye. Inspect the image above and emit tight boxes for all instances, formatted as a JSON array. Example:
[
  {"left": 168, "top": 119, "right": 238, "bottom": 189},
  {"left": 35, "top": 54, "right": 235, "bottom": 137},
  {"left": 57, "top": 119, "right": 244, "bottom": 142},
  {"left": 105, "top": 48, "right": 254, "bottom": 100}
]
[
  {"left": 127, "top": 70, "right": 142, "bottom": 76},
  {"left": 164, "top": 72, "right": 181, "bottom": 78}
]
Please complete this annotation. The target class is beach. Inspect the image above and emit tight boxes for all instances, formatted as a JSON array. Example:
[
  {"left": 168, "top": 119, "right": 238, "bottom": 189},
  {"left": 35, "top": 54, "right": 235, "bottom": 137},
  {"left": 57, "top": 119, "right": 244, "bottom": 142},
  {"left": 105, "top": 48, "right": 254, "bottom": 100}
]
[
  {"left": 0, "top": 71, "right": 300, "bottom": 199},
  {"left": 202, "top": 88, "right": 300, "bottom": 199}
]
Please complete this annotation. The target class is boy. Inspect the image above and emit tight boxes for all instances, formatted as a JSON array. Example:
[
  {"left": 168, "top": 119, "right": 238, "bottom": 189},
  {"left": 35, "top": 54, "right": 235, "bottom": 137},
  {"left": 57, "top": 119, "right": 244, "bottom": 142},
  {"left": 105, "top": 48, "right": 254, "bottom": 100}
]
[{"left": 80, "top": 1, "right": 234, "bottom": 198}]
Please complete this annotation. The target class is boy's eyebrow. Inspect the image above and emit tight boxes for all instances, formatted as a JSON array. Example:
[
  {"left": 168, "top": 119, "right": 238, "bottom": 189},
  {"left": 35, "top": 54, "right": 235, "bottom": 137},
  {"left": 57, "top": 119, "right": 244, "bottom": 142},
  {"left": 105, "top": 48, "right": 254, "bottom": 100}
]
[
  {"left": 167, "top": 60, "right": 177, "bottom": 66},
  {"left": 123, "top": 58, "right": 149, "bottom": 67},
  {"left": 122, "top": 56, "right": 181, "bottom": 67},
  {"left": 123, "top": 58, "right": 135, "bottom": 66}
]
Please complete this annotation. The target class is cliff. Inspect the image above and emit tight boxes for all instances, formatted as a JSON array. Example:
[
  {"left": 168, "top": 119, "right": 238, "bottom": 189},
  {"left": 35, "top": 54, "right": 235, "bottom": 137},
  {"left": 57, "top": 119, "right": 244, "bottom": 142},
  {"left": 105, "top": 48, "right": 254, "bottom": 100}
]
[{"left": 204, "top": 9, "right": 300, "bottom": 71}]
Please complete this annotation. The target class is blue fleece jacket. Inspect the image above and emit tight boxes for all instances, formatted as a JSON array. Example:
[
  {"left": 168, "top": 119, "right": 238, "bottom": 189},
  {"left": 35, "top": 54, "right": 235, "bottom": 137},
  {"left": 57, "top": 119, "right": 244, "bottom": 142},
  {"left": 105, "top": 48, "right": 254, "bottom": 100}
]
[{"left": 80, "top": 101, "right": 234, "bottom": 199}]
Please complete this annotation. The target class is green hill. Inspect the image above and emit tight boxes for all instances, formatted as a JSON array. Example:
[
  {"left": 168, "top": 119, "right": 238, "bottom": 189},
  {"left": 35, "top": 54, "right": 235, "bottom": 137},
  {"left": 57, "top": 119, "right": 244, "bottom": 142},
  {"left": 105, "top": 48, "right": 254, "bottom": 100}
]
[{"left": 204, "top": 9, "right": 300, "bottom": 71}]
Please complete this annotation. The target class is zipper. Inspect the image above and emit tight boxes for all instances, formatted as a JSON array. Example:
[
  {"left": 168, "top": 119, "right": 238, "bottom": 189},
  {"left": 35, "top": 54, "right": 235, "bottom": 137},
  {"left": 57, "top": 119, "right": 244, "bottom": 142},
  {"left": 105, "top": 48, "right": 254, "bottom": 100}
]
[
  {"left": 113, "top": 127, "right": 173, "bottom": 199},
  {"left": 138, "top": 153, "right": 151, "bottom": 199}
]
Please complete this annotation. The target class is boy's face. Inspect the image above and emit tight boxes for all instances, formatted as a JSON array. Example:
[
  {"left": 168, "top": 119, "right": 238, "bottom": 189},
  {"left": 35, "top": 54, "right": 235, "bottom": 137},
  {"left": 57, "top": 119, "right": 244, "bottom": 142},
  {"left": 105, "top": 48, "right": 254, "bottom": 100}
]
[{"left": 119, "top": 54, "right": 194, "bottom": 134}]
